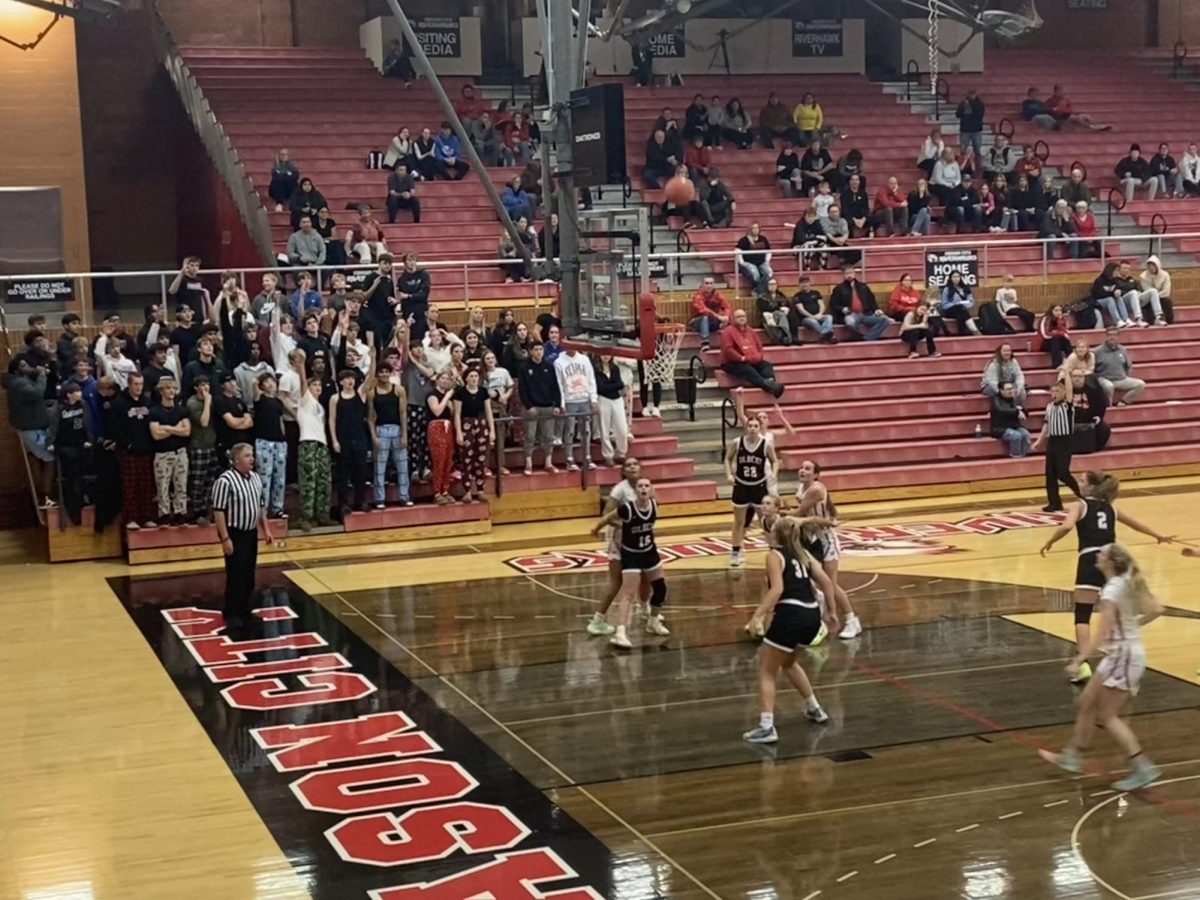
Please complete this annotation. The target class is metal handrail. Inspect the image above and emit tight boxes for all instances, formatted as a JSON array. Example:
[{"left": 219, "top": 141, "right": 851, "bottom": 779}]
[
  {"left": 674, "top": 228, "right": 692, "bottom": 286},
  {"left": 1149, "top": 212, "right": 1168, "bottom": 257},
  {"left": 934, "top": 77, "right": 950, "bottom": 120},
  {"left": 685, "top": 353, "right": 707, "bottom": 422},
  {"left": 145, "top": 4, "right": 275, "bottom": 265},
  {"left": 996, "top": 117, "right": 1015, "bottom": 139},
  {"left": 489, "top": 408, "right": 597, "bottom": 497},
  {"left": 719, "top": 395, "right": 738, "bottom": 456},
  {"left": 1105, "top": 187, "right": 1126, "bottom": 237},
  {"left": 904, "top": 59, "right": 920, "bottom": 101},
  {"left": 1034, "top": 140, "right": 1051, "bottom": 163}
]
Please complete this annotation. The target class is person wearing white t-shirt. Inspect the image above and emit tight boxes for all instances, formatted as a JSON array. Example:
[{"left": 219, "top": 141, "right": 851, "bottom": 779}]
[
  {"left": 296, "top": 376, "right": 333, "bottom": 530},
  {"left": 554, "top": 348, "right": 598, "bottom": 471},
  {"left": 586, "top": 459, "right": 656, "bottom": 636}
]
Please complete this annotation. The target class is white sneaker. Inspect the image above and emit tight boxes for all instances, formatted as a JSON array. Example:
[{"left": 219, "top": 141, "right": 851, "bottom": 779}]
[
  {"left": 646, "top": 615, "right": 670, "bottom": 636},
  {"left": 650, "top": 406, "right": 662, "bottom": 418},
  {"left": 805, "top": 704, "right": 829, "bottom": 724},
  {"left": 587, "top": 614, "right": 615, "bottom": 636},
  {"left": 730, "top": 550, "right": 744, "bottom": 568},
  {"left": 610, "top": 627, "right": 632, "bottom": 650},
  {"left": 1136, "top": 319, "right": 1149, "bottom": 328},
  {"left": 742, "top": 723, "right": 778, "bottom": 744},
  {"left": 838, "top": 614, "right": 862, "bottom": 639}
]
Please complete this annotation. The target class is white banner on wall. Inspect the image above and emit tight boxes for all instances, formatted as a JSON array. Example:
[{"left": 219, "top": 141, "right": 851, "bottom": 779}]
[{"left": 411, "top": 17, "right": 461, "bottom": 57}]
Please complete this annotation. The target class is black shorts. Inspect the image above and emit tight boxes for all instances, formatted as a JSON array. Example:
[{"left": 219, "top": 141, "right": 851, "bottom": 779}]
[
  {"left": 620, "top": 547, "right": 662, "bottom": 573},
  {"left": 762, "top": 601, "right": 822, "bottom": 653},
  {"left": 1075, "top": 549, "right": 1105, "bottom": 592},
  {"left": 732, "top": 482, "right": 768, "bottom": 508}
]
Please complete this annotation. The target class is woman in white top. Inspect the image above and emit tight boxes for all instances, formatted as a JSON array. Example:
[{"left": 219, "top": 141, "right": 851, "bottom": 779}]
[
  {"left": 993, "top": 273, "right": 1035, "bottom": 332},
  {"left": 422, "top": 328, "right": 454, "bottom": 374},
  {"left": 1039, "top": 543, "right": 1163, "bottom": 791},
  {"left": 482, "top": 350, "right": 514, "bottom": 474},
  {"left": 917, "top": 128, "right": 945, "bottom": 179},
  {"left": 296, "top": 376, "right": 333, "bottom": 530}
]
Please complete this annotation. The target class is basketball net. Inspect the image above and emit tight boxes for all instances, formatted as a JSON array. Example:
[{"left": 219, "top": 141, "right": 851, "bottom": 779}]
[{"left": 644, "top": 325, "right": 684, "bottom": 384}]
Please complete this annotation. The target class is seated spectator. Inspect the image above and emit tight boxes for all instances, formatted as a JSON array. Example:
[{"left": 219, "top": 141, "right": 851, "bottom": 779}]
[
  {"left": 1059, "top": 167, "right": 1092, "bottom": 208},
  {"left": 830, "top": 266, "right": 889, "bottom": 341},
  {"left": 787, "top": 274, "right": 836, "bottom": 343},
  {"left": 1072, "top": 201, "right": 1101, "bottom": 257},
  {"left": 642, "top": 129, "right": 678, "bottom": 189},
  {"left": 414, "top": 127, "right": 438, "bottom": 181},
  {"left": 690, "top": 277, "right": 732, "bottom": 350},
  {"left": 720, "top": 309, "right": 784, "bottom": 398},
  {"left": 836, "top": 148, "right": 865, "bottom": 192},
  {"left": 698, "top": 170, "right": 735, "bottom": 228},
  {"left": 314, "top": 207, "right": 344, "bottom": 268},
  {"left": 990, "top": 381, "right": 1031, "bottom": 458},
  {"left": 721, "top": 97, "right": 754, "bottom": 149},
  {"left": 383, "top": 126, "right": 417, "bottom": 173},
  {"left": 653, "top": 105, "right": 679, "bottom": 136},
  {"left": 683, "top": 93, "right": 709, "bottom": 143},
  {"left": 287, "top": 215, "right": 326, "bottom": 267},
  {"left": 976, "top": 180, "right": 1000, "bottom": 232},
  {"left": 840, "top": 174, "right": 870, "bottom": 238},
  {"left": 1150, "top": 142, "right": 1184, "bottom": 198},
  {"left": 684, "top": 134, "right": 713, "bottom": 185},
  {"left": 1008, "top": 173, "right": 1037, "bottom": 232},
  {"left": 981, "top": 342, "right": 1026, "bottom": 403},
  {"left": 1040, "top": 199, "right": 1079, "bottom": 259},
  {"left": 382, "top": 38, "right": 416, "bottom": 83},
  {"left": 945, "top": 172, "right": 980, "bottom": 234},
  {"left": 924, "top": 288, "right": 946, "bottom": 336},
  {"left": 907, "top": 178, "right": 934, "bottom": 236},
  {"left": 775, "top": 142, "right": 802, "bottom": 197},
  {"left": 888, "top": 273, "right": 922, "bottom": 322},
  {"left": 1069, "top": 369, "right": 1110, "bottom": 452},
  {"left": 704, "top": 94, "right": 725, "bottom": 147},
  {"left": 1045, "top": 84, "right": 1111, "bottom": 131},
  {"left": 433, "top": 124, "right": 469, "bottom": 180},
  {"left": 1037, "top": 172, "right": 1059, "bottom": 213},
  {"left": 871, "top": 176, "right": 909, "bottom": 236},
  {"left": 940, "top": 271, "right": 980, "bottom": 335},
  {"left": 268, "top": 149, "right": 299, "bottom": 212},
  {"left": 758, "top": 92, "right": 800, "bottom": 148},
  {"left": 799, "top": 139, "right": 836, "bottom": 194},
  {"left": 1021, "top": 86, "right": 1057, "bottom": 130},
  {"left": 499, "top": 111, "right": 536, "bottom": 166},
  {"left": 288, "top": 177, "right": 326, "bottom": 231},
  {"left": 791, "top": 206, "right": 829, "bottom": 270},
  {"left": 1182, "top": 142, "right": 1200, "bottom": 196},
  {"left": 793, "top": 92, "right": 840, "bottom": 146},
  {"left": 822, "top": 205, "right": 858, "bottom": 266},
  {"left": 991, "top": 174, "right": 1017, "bottom": 232},
  {"left": 757, "top": 279, "right": 792, "bottom": 345},
  {"left": 465, "top": 111, "right": 499, "bottom": 166},
  {"left": 900, "top": 300, "right": 939, "bottom": 359},
  {"left": 1114, "top": 260, "right": 1152, "bottom": 327},
  {"left": 1115, "top": 144, "right": 1156, "bottom": 202},
  {"left": 1013, "top": 144, "right": 1042, "bottom": 182},
  {"left": 994, "top": 273, "right": 1035, "bottom": 331},
  {"left": 735, "top": 223, "right": 772, "bottom": 295},
  {"left": 455, "top": 84, "right": 488, "bottom": 129},
  {"left": 1036, "top": 304, "right": 1072, "bottom": 368},
  {"left": 344, "top": 204, "right": 388, "bottom": 264},
  {"left": 539, "top": 212, "right": 560, "bottom": 259},
  {"left": 917, "top": 128, "right": 944, "bottom": 180},
  {"left": 385, "top": 163, "right": 421, "bottom": 225},
  {"left": 501, "top": 173, "right": 535, "bottom": 223},
  {"left": 1061, "top": 338, "right": 1095, "bottom": 382},
  {"left": 811, "top": 179, "right": 835, "bottom": 221},
  {"left": 1139, "top": 255, "right": 1171, "bottom": 326},
  {"left": 984, "top": 134, "right": 1014, "bottom": 183},
  {"left": 1086, "top": 261, "right": 1130, "bottom": 328},
  {"left": 1094, "top": 326, "right": 1146, "bottom": 405},
  {"left": 930, "top": 147, "right": 962, "bottom": 205},
  {"left": 663, "top": 164, "right": 706, "bottom": 228}
]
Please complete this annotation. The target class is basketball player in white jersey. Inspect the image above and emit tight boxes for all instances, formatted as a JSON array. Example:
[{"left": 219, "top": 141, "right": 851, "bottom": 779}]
[
  {"left": 1039, "top": 543, "right": 1162, "bottom": 791},
  {"left": 725, "top": 417, "right": 777, "bottom": 567},
  {"left": 795, "top": 460, "right": 861, "bottom": 638}
]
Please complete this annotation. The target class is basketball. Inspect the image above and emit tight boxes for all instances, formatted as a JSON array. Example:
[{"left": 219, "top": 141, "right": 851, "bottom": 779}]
[{"left": 664, "top": 175, "right": 695, "bottom": 206}]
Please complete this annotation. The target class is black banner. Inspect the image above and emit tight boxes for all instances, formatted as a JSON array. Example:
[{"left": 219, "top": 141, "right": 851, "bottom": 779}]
[
  {"left": 411, "top": 16, "right": 461, "bottom": 57},
  {"left": 792, "top": 19, "right": 843, "bottom": 57},
  {"left": 925, "top": 248, "right": 979, "bottom": 290},
  {"left": 645, "top": 26, "right": 686, "bottom": 58},
  {"left": 4, "top": 279, "right": 74, "bottom": 303},
  {"left": 616, "top": 258, "right": 667, "bottom": 279},
  {"left": 1067, "top": 0, "right": 1109, "bottom": 8}
]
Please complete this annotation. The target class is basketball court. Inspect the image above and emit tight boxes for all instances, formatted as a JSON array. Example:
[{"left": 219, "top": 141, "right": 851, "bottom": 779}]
[{"left": 2, "top": 479, "right": 1198, "bottom": 899}]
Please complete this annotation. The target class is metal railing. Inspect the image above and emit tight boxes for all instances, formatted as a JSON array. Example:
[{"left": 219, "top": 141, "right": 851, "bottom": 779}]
[
  {"left": 1149, "top": 213, "right": 1168, "bottom": 258},
  {"left": 145, "top": 3, "right": 275, "bottom": 264},
  {"left": 719, "top": 395, "right": 739, "bottom": 457},
  {"left": 1105, "top": 187, "right": 1126, "bottom": 237},
  {"left": 490, "top": 409, "right": 596, "bottom": 498}
]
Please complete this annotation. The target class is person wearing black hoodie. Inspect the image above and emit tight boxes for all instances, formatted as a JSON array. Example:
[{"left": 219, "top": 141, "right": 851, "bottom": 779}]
[
  {"left": 288, "top": 177, "right": 327, "bottom": 231},
  {"left": 1115, "top": 144, "right": 1156, "bottom": 203},
  {"left": 517, "top": 341, "right": 561, "bottom": 475},
  {"left": 699, "top": 171, "right": 736, "bottom": 228},
  {"left": 57, "top": 313, "right": 83, "bottom": 372},
  {"left": 111, "top": 372, "right": 156, "bottom": 528},
  {"left": 1149, "top": 142, "right": 1184, "bottom": 199},
  {"left": 397, "top": 252, "right": 432, "bottom": 339},
  {"left": 946, "top": 173, "right": 981, "bottom": 234}
]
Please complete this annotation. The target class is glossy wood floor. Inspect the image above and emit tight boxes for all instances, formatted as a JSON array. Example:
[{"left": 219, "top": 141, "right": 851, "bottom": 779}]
[{"left": 3, "top": 481, "right": 1200, "bottom": 900}]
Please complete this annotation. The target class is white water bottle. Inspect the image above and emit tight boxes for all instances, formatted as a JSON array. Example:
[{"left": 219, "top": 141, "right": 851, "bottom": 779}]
[{"left": 974, "top": 424, "right": 983, "bottom": 439}]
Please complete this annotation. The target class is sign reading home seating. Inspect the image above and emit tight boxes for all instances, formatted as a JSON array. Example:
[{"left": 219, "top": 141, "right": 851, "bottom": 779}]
[
  {"left": 792, "top": 19, "right": 843, "bottom": 57},
  {"left": 411, "top": 17, "right": 461, "bottom": 57},
  {"left": 925, "top": 249, "right": 979, "bottom": 289}
]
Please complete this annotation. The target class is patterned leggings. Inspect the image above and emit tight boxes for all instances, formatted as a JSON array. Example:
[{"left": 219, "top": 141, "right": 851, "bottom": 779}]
[
  {"left": 153, "top": 448, "right": 189, "bottom": 517},
  {"left": 407, "top": 405, "right": 430, "bottom": 479},
  {"left": 188, "top": 446, "right": 221, "bottom": 518},
  {"left": 119, "top": 452, "right": 155, "bottom": 524},
  {"left": 298, "top": 440, "right": 332, "bottom": 522},
  {"left": 461, "top": 416, "right": 490, "bottom": 493},
  {"left": 427, "top": 419, "right": 454, "bottom": 496}
]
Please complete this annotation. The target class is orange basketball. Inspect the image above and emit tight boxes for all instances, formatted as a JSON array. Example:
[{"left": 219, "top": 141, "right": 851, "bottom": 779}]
[{"left": 664, "top": 175, "right": 695, "bottom": 206}]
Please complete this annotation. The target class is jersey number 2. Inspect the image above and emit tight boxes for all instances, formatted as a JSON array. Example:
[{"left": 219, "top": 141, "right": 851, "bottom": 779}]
[{"left": 1096, "top": 511, "right": 1109, "bottom": 530}]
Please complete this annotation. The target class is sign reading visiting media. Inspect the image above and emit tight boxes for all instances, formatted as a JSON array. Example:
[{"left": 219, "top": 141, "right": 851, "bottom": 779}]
[
  {"left": 792, "top": 19, "right": 843, "bottom": 57},
  {"left": 5, "top": 279, "right": 73, "bottom": 303},
  {"left": 1067, "top": 0, "right": 1108, "bottom": 8},
  {"left": 925, "top": 248, "right": 979, "bottom": 289},
  {"left": 411, "top": 16, "right": 461, "bottom": 57},
  {"left": 645, "top": 26, "right": 686, "bottom": 58}
]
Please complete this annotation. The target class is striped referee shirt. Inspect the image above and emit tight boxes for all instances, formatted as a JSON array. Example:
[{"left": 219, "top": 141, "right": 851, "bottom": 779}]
[
  {"left": 1044, "top": 400, "right": 1074, "bottom": 437},
  {"left": 211, "top": 467, "right": 265, "bottom": 531}
]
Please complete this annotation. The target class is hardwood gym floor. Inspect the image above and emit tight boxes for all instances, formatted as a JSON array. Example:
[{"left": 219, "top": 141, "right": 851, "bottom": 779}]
[{"left": 2, "top": 483, "right": 1199, "bottom": 899}]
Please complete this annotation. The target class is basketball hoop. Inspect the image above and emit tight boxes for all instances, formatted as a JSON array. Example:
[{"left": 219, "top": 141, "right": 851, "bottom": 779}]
[{"left": 644, "top": 323, "right": 685, "bottom": 385}]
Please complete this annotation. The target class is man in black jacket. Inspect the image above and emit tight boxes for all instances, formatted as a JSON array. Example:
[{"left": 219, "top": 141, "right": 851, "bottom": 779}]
[
  {"left": 829, "top": 266, "right": 890, "bottom": 341},
  {"left": 956, "top": 88, "right": 986, "bottom": 160},
  {"left": 1115, "top": 144, "right": 1156, "bottom": 202},
  {"left": 1069, "top": 369, "right": 1110, "bottom": 452},
  {"left": 699, "top": 171, "right": 735, "bottom": 228},
  {"left": 517, "top": 342, "right": 561, "bottom": 474},
  {"left": 947, "top": 173, "right": 981, "bottom": 234},
  {"left": 397, "top": 252, "right": 432, "bottom": 340},
  {"left": 111, "top": 372, "right": 156, "bottom": 527},
  {"left": 386, "top": 163, "right": 422, "bottom": 224},
  {"left": 643, "top": 129, "right": 677, "bottom": 189},
  {"left": 1149, "top": 142, "right": 1184, "bottom": 199},
  {"left": 57, "top": 313, "right": 83, "bottom": 371}
]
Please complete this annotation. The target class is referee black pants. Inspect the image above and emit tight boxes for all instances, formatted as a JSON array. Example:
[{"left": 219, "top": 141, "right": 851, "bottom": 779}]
[
  {"left": 1044, "top": 435, "right": 1080, "bottom": 511},
  {"left": 224, "top": 527, "right": 259, "bottom": 621}
]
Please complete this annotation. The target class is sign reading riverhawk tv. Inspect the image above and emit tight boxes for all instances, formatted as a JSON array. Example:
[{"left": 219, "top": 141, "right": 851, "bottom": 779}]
[{"left": 792, "top": 19, "right": 843, "bottom": 57}]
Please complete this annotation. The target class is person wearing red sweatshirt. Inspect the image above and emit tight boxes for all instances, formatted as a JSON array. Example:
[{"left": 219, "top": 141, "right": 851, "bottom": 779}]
[
  {"left": 871, "top": 176, "right": 910, "bottom": 236},
  {"left": 720, "top": 309, "right": 784, "bottom": 398},
  {"left": 690, "top": 278, "right": 732, "bottom": 349}
]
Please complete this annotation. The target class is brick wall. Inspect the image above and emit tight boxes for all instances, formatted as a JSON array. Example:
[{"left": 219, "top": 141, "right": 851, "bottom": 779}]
[{"left": 158, "top": 0, "right": 293, "bottom": 46}]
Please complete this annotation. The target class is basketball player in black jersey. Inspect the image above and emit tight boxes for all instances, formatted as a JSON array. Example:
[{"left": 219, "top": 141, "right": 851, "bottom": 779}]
[
  {"left": 590, "top": 477, "right": 669, "bottom": 649},
  {"left": 725, "top": 416, "right": 778, "bottom": 568},
  {"left": 743, "top": 516, "right": 838, "bottom": 743},
  {"left": 1040, "top": 471, "right": 1174, "bottom": 681}
]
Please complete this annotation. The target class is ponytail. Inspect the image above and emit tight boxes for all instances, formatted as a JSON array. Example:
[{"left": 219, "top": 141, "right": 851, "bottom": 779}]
[
  {"left": 1084, "top": 470, "right": 1120, "bottom": 503},
  {"left": 1104, "top": 543, "right": 1157, "bottom": 616},
  {"left": 772, "top": 516, "right": 819, "bottom": 571}
]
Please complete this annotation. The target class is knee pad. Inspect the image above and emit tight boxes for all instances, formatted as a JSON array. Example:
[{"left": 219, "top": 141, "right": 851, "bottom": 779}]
[
  {"left": 1074, "top": 602, "right": 1094, "bottom": 626},
  {"left": 650, "top": 578, "right": 667, "bottom": 609}
]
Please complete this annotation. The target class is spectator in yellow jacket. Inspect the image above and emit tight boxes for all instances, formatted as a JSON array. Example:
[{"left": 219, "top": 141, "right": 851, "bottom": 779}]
[{"left": 792, "top": 92, "right": 845, "bottom": 146}]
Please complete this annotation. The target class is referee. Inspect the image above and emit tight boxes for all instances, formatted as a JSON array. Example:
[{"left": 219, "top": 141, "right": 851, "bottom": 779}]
[
  {"left": 1033, "top": 378, "right": 1081, "bottom": 513},
  {"left": 212, "top": 442, "right": 274, "bottom": 628}
]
